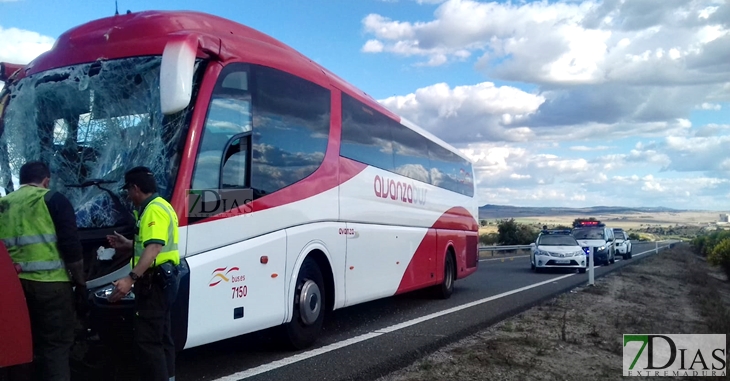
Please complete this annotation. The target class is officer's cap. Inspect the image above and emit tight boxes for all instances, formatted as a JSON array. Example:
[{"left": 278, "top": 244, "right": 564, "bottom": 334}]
[{"left": 121, "top": 166, "right": 154, "bottom": 190}]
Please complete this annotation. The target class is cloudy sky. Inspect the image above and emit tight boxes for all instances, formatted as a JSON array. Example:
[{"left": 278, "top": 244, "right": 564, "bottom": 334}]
[{"left": 1, "top": 0, "right": 729, "bottom": 210}]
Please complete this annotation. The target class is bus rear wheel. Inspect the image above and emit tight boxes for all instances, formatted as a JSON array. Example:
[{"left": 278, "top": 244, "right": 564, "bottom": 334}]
[
  {"left": 433, "top": 252, "right": 455, "bottom": 299},
  {"left": 281, "top": 257, "right": 325, "bottom": 350}
]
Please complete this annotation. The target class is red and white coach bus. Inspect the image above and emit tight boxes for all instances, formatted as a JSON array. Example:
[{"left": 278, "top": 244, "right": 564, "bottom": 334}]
[{"left": 0, "top": 10, "right": 478, "bottom": 361}]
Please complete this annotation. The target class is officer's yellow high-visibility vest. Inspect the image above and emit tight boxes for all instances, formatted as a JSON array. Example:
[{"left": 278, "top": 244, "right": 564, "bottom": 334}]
[
  {"left": 0, "top": 186, "right": 70, "bottom": 282},
  {"left": 132, "top": 196, "right": 180, "bottom": 268}
]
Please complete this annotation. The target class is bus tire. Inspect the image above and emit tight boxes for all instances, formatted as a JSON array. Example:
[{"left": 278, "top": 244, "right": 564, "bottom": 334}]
[
  {"left": 282, "top": 257, "right": 325, "bottom": 350},
  {"left": 433, "top": 252, "right": 455, "bottom": 299}
]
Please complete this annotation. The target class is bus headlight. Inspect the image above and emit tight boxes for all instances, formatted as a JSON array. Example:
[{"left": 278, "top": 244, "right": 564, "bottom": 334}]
[{"left": 93, "top": 284, "right": 135, "bottom": 301}]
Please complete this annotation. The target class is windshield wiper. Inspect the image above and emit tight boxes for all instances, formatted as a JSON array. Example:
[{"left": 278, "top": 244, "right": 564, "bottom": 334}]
[{"left": 66, "top": 179, "right": 117, "bottom": 188}]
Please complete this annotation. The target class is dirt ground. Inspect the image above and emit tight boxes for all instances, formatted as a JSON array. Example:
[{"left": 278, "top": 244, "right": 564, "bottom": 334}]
[{"left": 377, "top": 244, "right": 730, "bottom": 381}]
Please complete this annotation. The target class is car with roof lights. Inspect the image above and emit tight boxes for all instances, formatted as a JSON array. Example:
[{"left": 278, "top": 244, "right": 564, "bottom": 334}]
[
  {"left": 571, "top": 220, "right": 616, "bottom": 266},
  {"left": 530, "top": 229, "right": 587, "bottom": 273}
]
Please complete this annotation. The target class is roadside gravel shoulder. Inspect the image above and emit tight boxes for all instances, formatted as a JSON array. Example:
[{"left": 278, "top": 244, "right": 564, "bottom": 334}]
[{"left": 377, "top": 244, "right": 730, "bottom": 381}]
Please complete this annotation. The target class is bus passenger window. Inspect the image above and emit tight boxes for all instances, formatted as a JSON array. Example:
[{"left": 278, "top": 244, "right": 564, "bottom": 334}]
[
  {"left": 391, "top": 123, "right": 430, "bottom": 184},
  {"left": 250, "top": 66, "right": 330, "bottom": 195},
  {"left": 340, "top": 93, "right": 395, "bottom": 172},
  {"left": 428, "top": 141, "right": 473, "bottom": 197}
]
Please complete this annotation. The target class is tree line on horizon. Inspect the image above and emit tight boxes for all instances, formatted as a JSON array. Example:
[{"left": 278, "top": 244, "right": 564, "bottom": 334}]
[{"left": 480, "top": 218, "right": 644, "bottom": 246}]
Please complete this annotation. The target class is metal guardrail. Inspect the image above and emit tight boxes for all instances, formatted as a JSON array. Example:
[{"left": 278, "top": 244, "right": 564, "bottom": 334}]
[
  {"left": 478, "top": 240, "right": 681, "bottom": 253},
  {"left": 478, "top": 245, "right": 532, "bottom": 258},
  {"left": 479, "top": 245, "right": 532, "bottom": 252}
]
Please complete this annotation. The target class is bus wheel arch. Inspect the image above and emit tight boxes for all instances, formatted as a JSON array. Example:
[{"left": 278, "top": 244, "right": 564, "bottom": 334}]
[
  {"left": 281, "top": 248, "right": 334, "bottom": 350},
  {"left": 306, "top": 250, "right": 335, "bottom": 315}
]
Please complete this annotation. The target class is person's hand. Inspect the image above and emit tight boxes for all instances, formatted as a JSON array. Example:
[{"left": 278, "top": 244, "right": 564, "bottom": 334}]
[
  {"left": 108, "top": 276, "right": 133, "bottom": 303},
  {"left": 106, "top": 231, "right": 132, "bottom": 250}
]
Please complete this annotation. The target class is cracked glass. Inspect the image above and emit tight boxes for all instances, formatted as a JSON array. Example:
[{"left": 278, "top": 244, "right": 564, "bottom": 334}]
[{"left": 0, "top": 56, "right": 202, "bottom": 228}]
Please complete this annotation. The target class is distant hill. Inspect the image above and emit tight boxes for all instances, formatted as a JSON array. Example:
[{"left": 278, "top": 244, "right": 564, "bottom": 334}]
[{"left": 479, "top": 204, "right": 685, "bottom": 220}]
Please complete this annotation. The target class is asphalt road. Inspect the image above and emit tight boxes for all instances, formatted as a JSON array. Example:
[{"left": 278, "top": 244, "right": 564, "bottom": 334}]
[{"left": 175, "top": 241, "right": 673, "bottom": 381}]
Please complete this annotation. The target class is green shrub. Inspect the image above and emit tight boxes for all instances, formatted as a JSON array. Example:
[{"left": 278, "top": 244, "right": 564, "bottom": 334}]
[
  {"left": 691, "top": 230, "right": 730, "bottom": 257},
  {"left": 479, "top": 233, "right": 499, "bottom": 245},
  {"left": 497, "top": 218, "right": 538, "bottom": 245},
  {"left": 692, "top": 235, "right": 707, "bottom": 256},
  {"left": 708, "top": 238, "right": 730, "bottom": 279}
]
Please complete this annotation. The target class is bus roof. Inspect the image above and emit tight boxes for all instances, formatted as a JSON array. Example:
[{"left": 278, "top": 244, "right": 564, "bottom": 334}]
[{"left": 14, "top": 10, "right": 472, "bottom": 165}]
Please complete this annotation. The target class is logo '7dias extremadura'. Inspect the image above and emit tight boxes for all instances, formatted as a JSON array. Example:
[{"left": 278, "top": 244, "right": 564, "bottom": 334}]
[
  {"left": 186, "top": 189, "right": 254, "bottom": 218},
  {"left": 623, "top": 334, "right": 726, "bottom": 377}
]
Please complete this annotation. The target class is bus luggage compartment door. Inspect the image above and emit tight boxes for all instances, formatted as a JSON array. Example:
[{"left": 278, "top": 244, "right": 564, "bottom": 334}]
[{"left": 0, "top": 241, "right": 33, "bottom": 367}]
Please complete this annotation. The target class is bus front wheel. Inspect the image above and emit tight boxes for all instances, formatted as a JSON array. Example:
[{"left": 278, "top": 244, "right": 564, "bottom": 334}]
[{"left": 281, "top": 257, "right": 325, "bottom": 350}]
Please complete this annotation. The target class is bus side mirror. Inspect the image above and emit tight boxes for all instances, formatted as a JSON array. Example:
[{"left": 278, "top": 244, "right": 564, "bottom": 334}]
[{"left": 160, "top": 36, "right": 197, "bottom": 115}]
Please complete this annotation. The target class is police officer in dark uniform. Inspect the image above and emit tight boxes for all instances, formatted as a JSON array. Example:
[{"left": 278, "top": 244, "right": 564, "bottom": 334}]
[{"left": 106, "top": 166, "right": 180, "bottom": 381}]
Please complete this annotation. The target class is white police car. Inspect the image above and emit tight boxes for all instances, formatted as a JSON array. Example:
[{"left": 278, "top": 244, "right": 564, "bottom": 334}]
[
  {"left": 571, "top": 220, "right": 616, "bottom": 266},
  {"left": 613, "top": 228, "right": 632, "bottom": 259},
  {"left": 530, "top": 229, "right": 587, "bottom": 273}
]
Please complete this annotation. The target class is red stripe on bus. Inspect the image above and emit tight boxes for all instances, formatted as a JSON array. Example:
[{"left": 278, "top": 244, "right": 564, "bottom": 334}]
[
  {"left": 183, "top": 156, "right": 367, "bottom": 225},
  {"left": 395, "top": 207, "right": 478, "bottom": 295}
]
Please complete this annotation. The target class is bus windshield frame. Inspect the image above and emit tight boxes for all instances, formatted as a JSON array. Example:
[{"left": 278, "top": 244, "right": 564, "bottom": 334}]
[{"left": 0, "top": 56, "right": 206, "bottom": 229}]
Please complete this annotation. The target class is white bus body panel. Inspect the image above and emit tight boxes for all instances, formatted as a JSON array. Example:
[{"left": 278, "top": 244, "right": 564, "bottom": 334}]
[
  {"left": 181, "top": 164, "right": 476, "bottom": 349},
  {"left": 343, "top": 223, "right": 428, "bottom": 306},
  {"left": 184, "top": 228, "right": 287, "bottom": 349}
]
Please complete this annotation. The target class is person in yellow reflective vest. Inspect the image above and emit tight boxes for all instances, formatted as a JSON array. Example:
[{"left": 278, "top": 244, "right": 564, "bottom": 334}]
[
  {"left": 106, "top": 166, "right": 180, "bottom": 381},
  {"left": 0, "top": 161, "right": 86, "bottom": 381}
]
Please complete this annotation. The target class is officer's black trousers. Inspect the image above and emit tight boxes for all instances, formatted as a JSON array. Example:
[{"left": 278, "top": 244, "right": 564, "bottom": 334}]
[
  {"left": 134, "top": 276, "right": 175, "bottom": 381},
  {"left": 18, "top": 279, "right": 76, "bottom": 381}
]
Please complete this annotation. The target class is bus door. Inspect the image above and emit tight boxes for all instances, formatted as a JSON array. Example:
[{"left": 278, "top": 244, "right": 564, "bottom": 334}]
[{"left": 0, "top": 241, "right": 33, "bottom": 368}]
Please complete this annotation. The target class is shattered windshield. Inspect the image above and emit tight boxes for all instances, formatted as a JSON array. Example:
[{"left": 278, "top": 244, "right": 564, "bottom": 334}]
[{"left": 0, "top": 56, "right": 202, "bottom": 228}]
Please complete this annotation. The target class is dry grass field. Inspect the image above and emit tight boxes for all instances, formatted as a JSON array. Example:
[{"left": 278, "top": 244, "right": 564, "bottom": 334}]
[{"left": 480, "top": 211, "right": 720, "bottom": 231}]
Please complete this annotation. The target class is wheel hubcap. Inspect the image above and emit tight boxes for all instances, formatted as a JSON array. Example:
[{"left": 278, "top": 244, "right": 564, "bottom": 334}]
[{"left": 298, "top": 279, "right": 321, "bottom": 325}]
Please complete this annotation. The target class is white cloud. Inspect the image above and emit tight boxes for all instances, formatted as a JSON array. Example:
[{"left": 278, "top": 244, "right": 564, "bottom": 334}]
[
  {"left": 379, "top": 81, "right": 544, "bottom": 143},
  {"left": 570, "top": 145, "right": 612, "bottom": 151},
  {"left": 366, "top": 0, "right": 730, "bottom": 133},
  {"left": 0, "top": 26, "right": 54, "bottom": 65},
  {"left": 366, "top": 0, "right": 730, "bottom": 209},
  {"left": 0, "top": 25, "right": 54, "bottom": 100},
  {"left": 454, "top": 125, "right": 730, "bottom": 210},
  {"left": 362, "top": 39, "right": 384, "bottom": 53},
  {"left": 696, "top": 102, "right": 722, "bottom": 110},
  {"left": 694, "top": 123, "right": 730, "bottom": 137}
]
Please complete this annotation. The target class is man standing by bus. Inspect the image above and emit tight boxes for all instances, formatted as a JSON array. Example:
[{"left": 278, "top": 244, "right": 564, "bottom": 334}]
[
  {"left": 0, "top": 161, "right": 86, "bottom": 381},
  {"left": 106, "top": 166, "right": 180, "bottom": 381}
]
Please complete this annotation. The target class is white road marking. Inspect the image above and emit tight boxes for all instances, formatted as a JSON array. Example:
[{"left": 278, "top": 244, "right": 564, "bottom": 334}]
[{"left": 211, "top": 244, "right": 672, "bottom": 381}]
